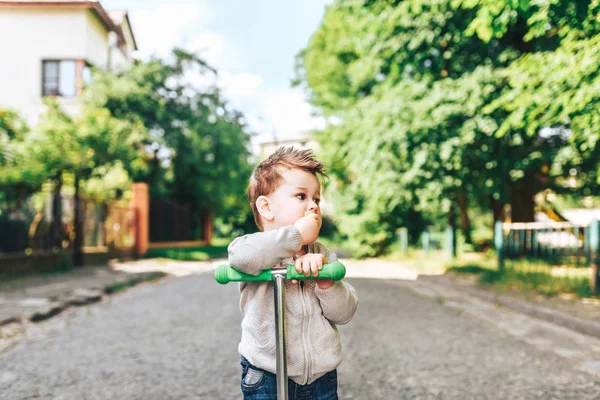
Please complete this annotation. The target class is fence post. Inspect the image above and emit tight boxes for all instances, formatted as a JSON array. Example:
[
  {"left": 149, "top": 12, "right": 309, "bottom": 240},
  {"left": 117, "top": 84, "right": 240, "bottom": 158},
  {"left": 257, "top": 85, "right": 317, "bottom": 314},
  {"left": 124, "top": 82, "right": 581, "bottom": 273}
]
[
  {"left": 585, "top": 224, "right": 591, "bottom": 265},
  {"left": 590, "top": 219, "right": 599, "bottom": 296},
  {"left": 73, "top": 176, "right": 85, "bottom": 267},
  {"left": 495, "top": 220, "right": 504, "bottom": 273},
  {"left": 203, "top": 209, "right": 212, "bottom": 244},
  {"left": 526, "top": 229, "right": 533, "bottom": 257},
  {"left": 132, "top": 183, "right": 149, "bottom": 257},
  {"left": 422, "top": 229, "right": 430, "bottom": 256},
  {"left": 397, "top": 228, "right": 408, "bottom": 257},
  {"left": 445, "top": 226, "right": 455, "bottom": 260}
]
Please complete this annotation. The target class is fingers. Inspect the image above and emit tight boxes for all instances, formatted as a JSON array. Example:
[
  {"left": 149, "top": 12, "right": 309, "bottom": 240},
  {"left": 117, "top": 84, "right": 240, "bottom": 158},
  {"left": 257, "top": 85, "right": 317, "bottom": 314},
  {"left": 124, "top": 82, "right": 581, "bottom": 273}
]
[
  {"left": 303, "top": 256, "right": 311, "bottom": 277},
  {"left": 312, "top": 256, "right": 323, "bottom": 277},
  {"left": 294, "top": 254, "right": 325, "bottom": 281},
  {"left": 295, "top": 257, "right": 303, "bottom": 274},
  {"left": 294, "top": 214, "right": 320, "bottom": 245},
  {"left": 303, "top": 213, "right": 319, "bottom": 224},
  {"left": 300, "top": 255, "right": 323, "bottom": 277}
]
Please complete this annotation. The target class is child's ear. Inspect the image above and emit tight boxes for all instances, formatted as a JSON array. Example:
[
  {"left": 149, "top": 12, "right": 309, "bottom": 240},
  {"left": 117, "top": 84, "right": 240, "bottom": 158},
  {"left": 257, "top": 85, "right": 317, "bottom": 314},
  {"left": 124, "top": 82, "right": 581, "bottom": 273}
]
[{"left": 256, "top": 195, "right": 274, "bottom": 222}]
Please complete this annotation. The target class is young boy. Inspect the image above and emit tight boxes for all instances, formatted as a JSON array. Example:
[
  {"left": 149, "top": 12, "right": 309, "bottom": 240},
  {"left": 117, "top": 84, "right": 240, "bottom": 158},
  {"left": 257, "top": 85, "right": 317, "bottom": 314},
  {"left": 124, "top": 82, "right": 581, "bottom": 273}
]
[{"left": 228, "top": 146, "right": 359, "bottom": 400}]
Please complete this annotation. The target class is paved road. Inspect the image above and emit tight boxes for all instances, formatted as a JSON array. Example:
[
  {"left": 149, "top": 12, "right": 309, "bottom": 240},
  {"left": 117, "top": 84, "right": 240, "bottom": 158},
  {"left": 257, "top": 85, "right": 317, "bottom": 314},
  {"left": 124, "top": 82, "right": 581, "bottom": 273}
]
[{"left": 1, "top": 270, "right": 599, "bottom": 399}]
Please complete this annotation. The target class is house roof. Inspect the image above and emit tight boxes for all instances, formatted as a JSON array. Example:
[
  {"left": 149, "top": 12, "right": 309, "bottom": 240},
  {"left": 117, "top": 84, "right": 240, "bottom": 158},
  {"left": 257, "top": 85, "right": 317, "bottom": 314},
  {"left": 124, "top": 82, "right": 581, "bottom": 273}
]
[
  {"left": 107, "top": 9, "right": 138, "bottom": 51},
  {"left": 0, "top": 0, "right": 138, "bottom": 51}
]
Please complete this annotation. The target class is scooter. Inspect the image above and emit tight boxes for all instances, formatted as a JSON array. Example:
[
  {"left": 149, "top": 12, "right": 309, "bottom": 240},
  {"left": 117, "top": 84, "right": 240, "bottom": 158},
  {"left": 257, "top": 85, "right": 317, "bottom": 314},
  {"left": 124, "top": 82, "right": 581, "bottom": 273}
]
[{"left": 215, "top": 261, "right": 346, "bottom": 400}]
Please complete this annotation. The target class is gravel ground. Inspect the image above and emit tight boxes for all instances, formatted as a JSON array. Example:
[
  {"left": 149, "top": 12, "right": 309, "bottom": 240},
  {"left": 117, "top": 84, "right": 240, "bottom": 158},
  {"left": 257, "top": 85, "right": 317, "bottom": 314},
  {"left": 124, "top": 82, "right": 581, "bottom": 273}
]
[{"left": 1, "top": 272, "right": 599, "bottom": 399}]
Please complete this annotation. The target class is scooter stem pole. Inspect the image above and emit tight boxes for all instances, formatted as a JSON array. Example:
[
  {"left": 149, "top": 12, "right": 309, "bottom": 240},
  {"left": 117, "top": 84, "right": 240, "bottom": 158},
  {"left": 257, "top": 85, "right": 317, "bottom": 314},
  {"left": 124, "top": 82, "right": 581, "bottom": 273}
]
[{"left": 273, "top": 272, "right": 288, "bottom": 400}]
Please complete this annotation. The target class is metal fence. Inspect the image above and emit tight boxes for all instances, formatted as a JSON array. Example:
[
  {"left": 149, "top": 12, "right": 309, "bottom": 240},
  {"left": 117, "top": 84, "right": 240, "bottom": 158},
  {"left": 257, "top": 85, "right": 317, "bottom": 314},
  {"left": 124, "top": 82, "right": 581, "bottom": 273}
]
[
  {"left": 396, "top": 226, "right": 456, "bottom": 258},
  {"left": 0, "top": 194, "right": 60, "bottom": 254},
  {"left": 149, "top": 197, "right": 206, "bottom": 243},
  {"left": 498, "top": 221, "right": 599, "bottom": 266},
  {"left": 495, "top": 220, "right": 600, "bottom": 294}
]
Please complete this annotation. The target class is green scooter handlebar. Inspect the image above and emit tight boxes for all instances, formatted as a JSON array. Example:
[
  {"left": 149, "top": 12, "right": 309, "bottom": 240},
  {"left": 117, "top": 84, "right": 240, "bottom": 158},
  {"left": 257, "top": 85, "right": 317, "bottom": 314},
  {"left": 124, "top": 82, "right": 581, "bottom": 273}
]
[{"left": 215, "top": 260, "right": 346, "bottom": 284}]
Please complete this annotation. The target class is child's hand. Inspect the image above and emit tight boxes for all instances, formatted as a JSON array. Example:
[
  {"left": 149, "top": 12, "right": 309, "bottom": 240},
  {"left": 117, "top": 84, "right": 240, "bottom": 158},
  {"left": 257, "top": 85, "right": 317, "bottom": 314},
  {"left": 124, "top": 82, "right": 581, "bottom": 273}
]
[
  {"left": 292, "top": 254, "right": 334, "bottom": 289},
  {"left": 293, "top": 213, "right": 321, "bottom": 245},
  {"left": 294, "top": 253, "right": 324, "bottom": 278}
]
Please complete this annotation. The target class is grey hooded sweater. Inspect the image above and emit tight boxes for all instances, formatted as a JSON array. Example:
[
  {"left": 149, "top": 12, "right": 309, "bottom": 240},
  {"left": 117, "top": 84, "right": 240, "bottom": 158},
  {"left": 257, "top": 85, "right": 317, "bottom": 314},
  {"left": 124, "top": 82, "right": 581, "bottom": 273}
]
[{"left": 227, "top": 225, "right": 359, "bottom": 385}]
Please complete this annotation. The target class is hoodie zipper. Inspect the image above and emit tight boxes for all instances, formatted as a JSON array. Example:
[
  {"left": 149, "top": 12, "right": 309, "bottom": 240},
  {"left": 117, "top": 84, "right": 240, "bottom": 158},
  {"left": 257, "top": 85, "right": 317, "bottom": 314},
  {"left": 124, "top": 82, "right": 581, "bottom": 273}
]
[{"left": 298, "top": 281, "right": 311, "bottom": 384}]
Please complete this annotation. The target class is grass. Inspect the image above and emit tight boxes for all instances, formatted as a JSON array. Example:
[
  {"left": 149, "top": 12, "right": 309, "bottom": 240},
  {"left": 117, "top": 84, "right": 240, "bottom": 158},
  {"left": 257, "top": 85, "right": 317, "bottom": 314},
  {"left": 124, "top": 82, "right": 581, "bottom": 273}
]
[
  {"left": 144, "top": 238, "right": 229, "bottom": 261},
  {"left": 447, "top": 257, "right": 593, "bottom": 299},
  {"left": 104, "top": 271, "right": 166, "bottom": 294},
  {"left": 384, "top": 246, "right": 593, "bottom": 299},
  {"left": 382, "top": 249, "right": 491, "bottom": 275}
]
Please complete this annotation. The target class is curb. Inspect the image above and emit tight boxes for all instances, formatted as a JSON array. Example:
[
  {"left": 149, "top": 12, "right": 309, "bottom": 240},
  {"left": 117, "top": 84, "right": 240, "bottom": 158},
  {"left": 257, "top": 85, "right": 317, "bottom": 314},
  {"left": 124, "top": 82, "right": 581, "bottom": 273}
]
[
  {"left": 0, "top": 271, "right": 167, "bottom": 327},
  {"left": 418, "top": 274, "right": 600, "bottom": 339}
]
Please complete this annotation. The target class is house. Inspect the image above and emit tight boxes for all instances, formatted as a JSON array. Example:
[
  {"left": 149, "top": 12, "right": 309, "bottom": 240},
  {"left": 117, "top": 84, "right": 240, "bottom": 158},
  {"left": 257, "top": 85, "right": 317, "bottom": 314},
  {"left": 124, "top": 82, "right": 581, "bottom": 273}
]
[{"left": 0, "top": 0, "right": 138, "bottom": 127}]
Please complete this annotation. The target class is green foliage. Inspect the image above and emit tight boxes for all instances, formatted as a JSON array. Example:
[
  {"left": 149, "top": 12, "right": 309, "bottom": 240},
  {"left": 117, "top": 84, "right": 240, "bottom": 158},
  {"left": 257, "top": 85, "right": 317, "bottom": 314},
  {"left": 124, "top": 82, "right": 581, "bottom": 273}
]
[
  {"left": 0, "top": 109, "right": 47, "bottom": 204},
  {"left": 85, "top": 48, "right": 253, "bottom": 222},
  {"left": 33, "top": 100, "right": 143, "bottom": 182},
  {"left": 487, "top": 34, "right": 600, "bottom": 195},
  {"left": 297, "top": 0, "right": 600, "bottom": 257}
]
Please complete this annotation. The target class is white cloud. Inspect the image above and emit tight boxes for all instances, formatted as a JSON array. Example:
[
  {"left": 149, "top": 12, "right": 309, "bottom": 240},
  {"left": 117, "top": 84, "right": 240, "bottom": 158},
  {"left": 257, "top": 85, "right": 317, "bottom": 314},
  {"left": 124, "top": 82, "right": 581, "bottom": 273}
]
[
  {"left": 130, "top": 1, "right": 215, "bottom": 58},
  {"left": 182, "top": 69, "right": 264, "bottom": 102},
  {"left": 255, "top": 88, "right": 325, "bottom": 142},
  {"left": 125, "top": 1, "right": 324, "bottom": 156},
  {"left": 219, "top": 72, "right": 264, "bottom": 99},
  {"left": 186, "top": 33, "right": 224, "bottom": 67}
]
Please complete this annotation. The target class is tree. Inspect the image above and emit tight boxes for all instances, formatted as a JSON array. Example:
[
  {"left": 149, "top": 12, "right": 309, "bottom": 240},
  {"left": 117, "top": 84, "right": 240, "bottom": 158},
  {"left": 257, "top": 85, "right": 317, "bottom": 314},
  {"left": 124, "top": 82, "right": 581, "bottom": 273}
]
[
  {"left": 29, "top": 100, "right": 146, "bottom": 260},
  {"left": 0, "top": 109, "right": 47, "bottom": 206},
  {"left": 296, "top": 0, "right": 600, "bottom": 256},
  {"left": 85, "top": 48, "right": 254, "bottom": 230}
]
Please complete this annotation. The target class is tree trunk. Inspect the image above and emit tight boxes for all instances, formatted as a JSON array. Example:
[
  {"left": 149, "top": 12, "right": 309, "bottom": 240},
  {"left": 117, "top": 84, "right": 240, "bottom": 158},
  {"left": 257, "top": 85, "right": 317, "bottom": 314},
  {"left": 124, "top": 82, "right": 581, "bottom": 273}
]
[
  {"left": 448, "top": 204, "right": 458, "bottom": 258},
  {"left": 51, "top": 174, "right": 63, "bottom": 249},
  {"left": 73, "top": 174, "right": 85, "bottom": 266},
  {"left": 202, "top": 209, "right": 212, "bottom": 244},
  {"left": 457, "top": 190, "right": 472, "bottom": 245},
  {"left": 509, "top": 175, "right": 536, "bottom": 222},
  {"left": 406, "top": 207, "right": 425, "bottom": 246},
  {"left": 490, "top": 197, "right": 505, "bottom": 224}
]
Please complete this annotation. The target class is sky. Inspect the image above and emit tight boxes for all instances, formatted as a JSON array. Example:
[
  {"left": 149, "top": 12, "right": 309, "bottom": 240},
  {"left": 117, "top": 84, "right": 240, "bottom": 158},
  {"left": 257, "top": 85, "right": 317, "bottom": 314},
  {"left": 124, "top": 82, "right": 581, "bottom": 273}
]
[{"left": 101, "top": 0, "right": 331, "bottom": 150}]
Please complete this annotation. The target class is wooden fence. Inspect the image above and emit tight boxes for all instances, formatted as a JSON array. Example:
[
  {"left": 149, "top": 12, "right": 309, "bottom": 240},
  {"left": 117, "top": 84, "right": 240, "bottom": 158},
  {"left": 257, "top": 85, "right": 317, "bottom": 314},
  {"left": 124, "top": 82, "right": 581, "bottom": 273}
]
[{"left": 0, "top": 183, "right": 212, "bottom": 278}]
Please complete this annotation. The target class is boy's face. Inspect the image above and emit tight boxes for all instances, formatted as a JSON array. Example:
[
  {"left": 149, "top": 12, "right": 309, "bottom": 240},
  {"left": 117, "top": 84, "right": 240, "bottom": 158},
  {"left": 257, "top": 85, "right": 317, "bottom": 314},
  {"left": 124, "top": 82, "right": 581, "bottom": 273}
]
[{"left": 266, "top": 167, "right": 321, "bottom": 229}]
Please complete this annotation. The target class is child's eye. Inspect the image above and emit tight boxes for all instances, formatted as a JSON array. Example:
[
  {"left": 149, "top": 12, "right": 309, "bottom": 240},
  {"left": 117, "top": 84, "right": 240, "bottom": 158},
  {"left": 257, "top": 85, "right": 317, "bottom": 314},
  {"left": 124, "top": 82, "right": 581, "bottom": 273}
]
[
  {"left": 314, "top": 198, "right": 321, "bottom": 205},
  {"left": 296, "top": 194, "right": 306, "bottom": 200}
]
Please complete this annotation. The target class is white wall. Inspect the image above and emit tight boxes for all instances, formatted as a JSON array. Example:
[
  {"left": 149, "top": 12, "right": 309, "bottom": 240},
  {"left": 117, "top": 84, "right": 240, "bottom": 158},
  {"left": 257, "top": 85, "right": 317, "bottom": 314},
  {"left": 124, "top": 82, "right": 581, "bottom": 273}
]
[
  {"left": 84, "top": 9, "right": 109, "bottom": 69},
  {"left": 0, "top": 8, "right": 131, "bottom": 127},
  {"left": 110, "top": 46, "right": 129, "bottom": 72},
  {"left": 0, "top": 8, "right": 86, "bottom": 126}
]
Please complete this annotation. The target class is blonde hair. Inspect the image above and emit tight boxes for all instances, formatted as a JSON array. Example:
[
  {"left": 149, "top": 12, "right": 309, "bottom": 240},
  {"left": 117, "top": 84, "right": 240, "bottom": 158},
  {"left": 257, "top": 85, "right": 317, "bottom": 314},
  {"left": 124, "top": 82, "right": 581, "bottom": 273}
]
[{"left": 248, "top": 146, "right": 327, "bottom": 229}]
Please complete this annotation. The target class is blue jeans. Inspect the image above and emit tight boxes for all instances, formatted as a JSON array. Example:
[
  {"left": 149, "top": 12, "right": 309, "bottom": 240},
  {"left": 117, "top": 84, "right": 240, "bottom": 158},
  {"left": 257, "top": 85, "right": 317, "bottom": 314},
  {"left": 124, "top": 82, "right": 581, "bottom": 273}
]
[{"left": 240, "top": 357, "right": 338, "bottom": 400}]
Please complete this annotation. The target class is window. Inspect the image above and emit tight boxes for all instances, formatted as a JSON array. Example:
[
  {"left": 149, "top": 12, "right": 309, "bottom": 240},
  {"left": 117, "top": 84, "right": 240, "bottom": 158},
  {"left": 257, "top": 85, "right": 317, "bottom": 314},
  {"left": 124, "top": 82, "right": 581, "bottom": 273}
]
[{"left": 42, "top": 60, "right": 90, "bottom": 97}]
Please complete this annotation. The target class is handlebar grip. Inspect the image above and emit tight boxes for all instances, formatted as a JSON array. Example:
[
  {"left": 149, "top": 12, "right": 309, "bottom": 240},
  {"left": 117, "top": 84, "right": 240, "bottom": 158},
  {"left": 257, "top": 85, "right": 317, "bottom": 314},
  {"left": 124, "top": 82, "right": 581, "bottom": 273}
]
[
  {"left": 215, "top": 265, "right": 272, "bottom": 284},
  {"left": 215, "top": 261, "right": 346, "bottom": 284},
  {"left": 286, "top": 260, "right": 346, "bottom": 281}
]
